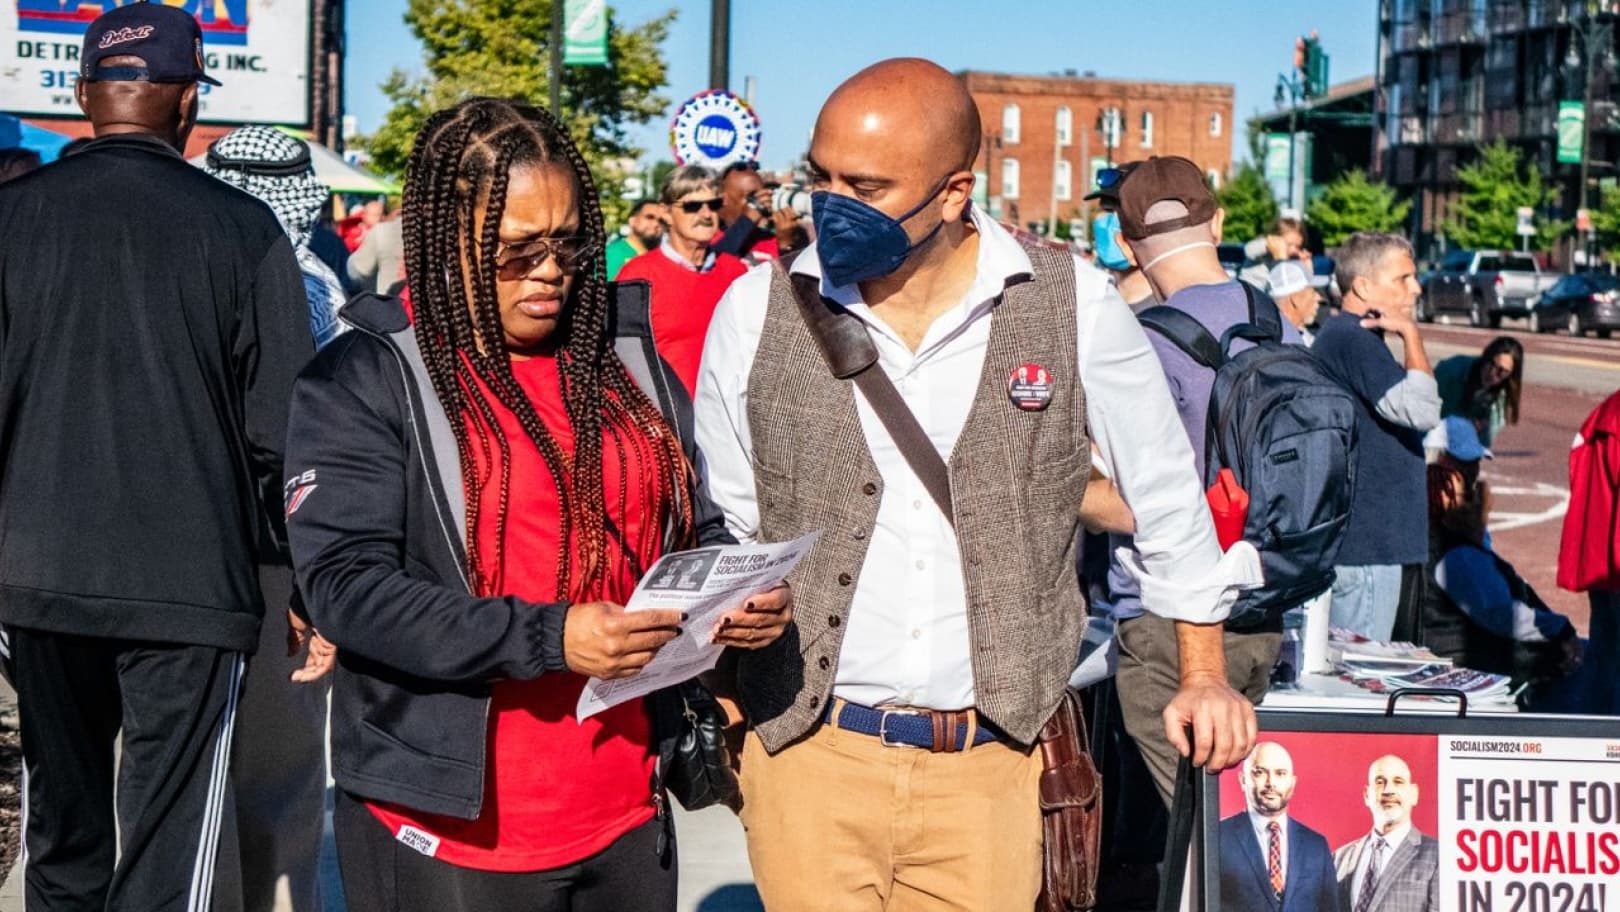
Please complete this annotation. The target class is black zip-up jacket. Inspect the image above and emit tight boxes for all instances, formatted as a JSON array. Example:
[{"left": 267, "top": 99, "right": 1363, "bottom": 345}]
[
  {"left": 0, "top": 134, "right": 313, "bottom": 652},
  {"left": 284, "top": 285, "right": 733, "bottom": 820}
]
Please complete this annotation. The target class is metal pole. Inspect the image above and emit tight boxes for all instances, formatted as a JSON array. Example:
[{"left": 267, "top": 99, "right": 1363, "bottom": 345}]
[
  {"left": 548, "top": 1, "right": 563, "bottom": 114},
  {"left": 1580, "top": 26, "right": 1594, "bottom": 226},
  {"left": 709, "top": 0, "right": 730, "bottom": 90}
]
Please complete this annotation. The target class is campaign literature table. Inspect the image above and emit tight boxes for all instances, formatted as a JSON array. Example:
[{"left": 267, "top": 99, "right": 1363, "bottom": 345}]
[
  {"left": 1190, "top": 710, "right": 1620, "bottom": 912},
  {"left": 1260, "top": 672, "right": 1521, "bottom": 714}
]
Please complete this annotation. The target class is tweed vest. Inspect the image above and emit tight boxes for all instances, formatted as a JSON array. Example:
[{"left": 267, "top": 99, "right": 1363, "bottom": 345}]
[{"left": 739, "top": 244, "right": 1090, "bottom": 751}]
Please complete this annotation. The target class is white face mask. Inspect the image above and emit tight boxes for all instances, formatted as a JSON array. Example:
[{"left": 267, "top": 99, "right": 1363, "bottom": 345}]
[{"left": 1140, "top": 240, "right": 1216, "bottom": 273}]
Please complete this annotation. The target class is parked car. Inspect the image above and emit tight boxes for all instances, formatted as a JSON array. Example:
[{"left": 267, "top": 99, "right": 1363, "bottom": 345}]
[
  {"left": 1419, "top": 249, "right": 1557, "bottom": 327},
  {"left": 1527, "top": 273, "right": 1620, "bottom": 337}
]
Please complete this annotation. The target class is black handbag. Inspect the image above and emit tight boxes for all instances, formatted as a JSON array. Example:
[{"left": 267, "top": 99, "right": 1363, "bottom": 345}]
[{"left": 661, "top": 679, "right": 741, "bottom": 812}]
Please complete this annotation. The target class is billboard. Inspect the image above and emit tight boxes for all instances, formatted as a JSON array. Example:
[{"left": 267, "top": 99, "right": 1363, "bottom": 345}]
[
  {"left": 1213, "top": 726, "right": 1618, "bottom": 911},
  {"left": 1, "top": 0, "right": 311, "bottom": 125}
]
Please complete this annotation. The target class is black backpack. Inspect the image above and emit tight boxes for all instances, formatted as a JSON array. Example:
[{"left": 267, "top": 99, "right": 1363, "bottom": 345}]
[{"left": 1138, "top": 285, "right": 1357, "bottom": 627}]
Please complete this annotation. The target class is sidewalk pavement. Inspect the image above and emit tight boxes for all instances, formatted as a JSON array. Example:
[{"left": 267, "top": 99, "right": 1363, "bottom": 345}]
[
  {"left": 2, "top": 798, "right": 762, "bottom": 912},
  {"left": 0, "top": 669, "right": 761, "bottom": 911}
]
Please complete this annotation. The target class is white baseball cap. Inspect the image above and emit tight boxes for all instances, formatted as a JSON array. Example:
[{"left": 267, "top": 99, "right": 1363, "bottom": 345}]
[{"left": 1267, "top": 260, "right": 1312, "bottom": 297}]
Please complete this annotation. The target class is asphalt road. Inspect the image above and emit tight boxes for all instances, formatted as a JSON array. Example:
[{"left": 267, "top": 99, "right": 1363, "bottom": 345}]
[{"left": 1416, "top": 319, "right": 1620, "bottom": 634}]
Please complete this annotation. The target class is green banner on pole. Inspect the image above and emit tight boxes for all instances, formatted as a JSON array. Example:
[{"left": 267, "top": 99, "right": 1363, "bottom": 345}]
[
  {"left": 1558, "top": 101, "right": 1586, "bottom": 165},
  {"left": 563, "top": 0, "right": 609, "bottom": 67}
]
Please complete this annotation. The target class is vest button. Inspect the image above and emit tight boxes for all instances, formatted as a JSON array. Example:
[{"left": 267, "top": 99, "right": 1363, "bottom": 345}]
[
  {"left": 837, "top": 572, "right": 853, "bottom": 586},
  {"left": 862, "top": 482, "right": 878, "bottom": 495},
  {"left": 810, "top": 695, "right": 821, "bottom": 707},
  {"left": 852, "top": 530, "right": 866, "bottom": 540},
  {"left": 829, "top": 616, "right": 841, "bottom": 627},
  {"left": 818, "top": 656, "right": 831, "bottom": 670}
]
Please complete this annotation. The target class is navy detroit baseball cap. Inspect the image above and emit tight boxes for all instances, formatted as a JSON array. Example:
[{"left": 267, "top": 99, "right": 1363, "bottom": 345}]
[{"left": 81, "top": 2, "right": 222, "bottom": 87}]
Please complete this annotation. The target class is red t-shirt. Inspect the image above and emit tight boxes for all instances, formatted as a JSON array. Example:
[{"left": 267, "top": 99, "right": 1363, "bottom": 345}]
[
  {"left": 616, "top": 248, "right": 749, "bottom": 395},
  {"left": 368, "top": 353, "right": 668, "bottom": 872}
]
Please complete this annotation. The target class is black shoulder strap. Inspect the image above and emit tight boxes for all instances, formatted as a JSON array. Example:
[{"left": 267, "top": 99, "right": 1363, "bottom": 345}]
[
  {"left": 1238, "top": 280, "right": 1286, "bottom": 342},
  {"left": 781, "top": 264, "right": 955, "bottom": 527},
  {"left": 1138, "top": 305, "right": 1226, "bottom": 371}
]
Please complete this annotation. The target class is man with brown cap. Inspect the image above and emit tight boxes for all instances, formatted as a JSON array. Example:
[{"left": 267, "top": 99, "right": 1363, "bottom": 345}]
[
  {"left": 0, "top": 6, "right": 311, "bottom": 910},
  {"left": 1108, "top": 156, "right": 1303, "bottom": 806},
  {"left": 695, "top": 61, "right": 1261, "bottom": 910}
]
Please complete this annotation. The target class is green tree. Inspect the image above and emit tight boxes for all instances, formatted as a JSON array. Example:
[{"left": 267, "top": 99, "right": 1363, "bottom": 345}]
[
  {"left": 649, "top": 159, "right": 677, "bottom": 198},
  {"left": 1216, "top": 163, "right": 1279, "bottom": 245},
  {"left": 1440, "top": 140, "right": 1561, "bottom": 252},
  {"left": 1304, "top": 170, "right": 1412, "bottom": 247},
  {"left": 362, "top": 0, "right": 676, "bottom": 226},
  {"left": 1586, "top": 184, "right": 1620, "bottom": 260}
]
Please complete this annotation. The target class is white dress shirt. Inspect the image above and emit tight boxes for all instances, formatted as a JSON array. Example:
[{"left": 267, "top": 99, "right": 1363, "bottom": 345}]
[
  {"left": 1248, "top": 810, "right": 1289, "bottom": 884},
  {"left": 692, "top": 209, "right": 1255, "bottom": 711},
  {"left": 1351, "top": 824, "right": 1409, "bottom": 902}
]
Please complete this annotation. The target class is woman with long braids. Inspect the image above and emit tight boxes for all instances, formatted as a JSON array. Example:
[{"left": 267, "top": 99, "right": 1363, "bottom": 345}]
[{"left": 282, "top": 97, "right": 792, "bottom": 911}]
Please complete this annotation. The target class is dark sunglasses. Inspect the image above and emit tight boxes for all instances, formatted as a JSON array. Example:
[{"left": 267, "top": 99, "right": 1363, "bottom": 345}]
[
  {"left": 678, "top": 197, "right": 724, "bottom": 214},
  {"left": 1095, "top": 167, "right": 1125, "bottom": 191},
  {"left": 493, "top": 236, "right": 598, "bottom": 280}
]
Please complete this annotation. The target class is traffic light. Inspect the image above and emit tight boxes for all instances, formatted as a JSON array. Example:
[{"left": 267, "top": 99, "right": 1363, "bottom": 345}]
[{"left": 1296, "top": 31, "right": 1331, "bottom": 98}]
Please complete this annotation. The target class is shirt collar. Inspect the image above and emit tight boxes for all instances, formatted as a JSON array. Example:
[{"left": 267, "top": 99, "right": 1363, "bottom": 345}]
[
  {"left": 659, "top": 237, "right": 717, "bottom": 273},
  {"left": 1249, "top": 809, "right": 1288, "bottom": 839},
  {"left": 83, "top": 133, "right": 183, "bottom": 159},
  {"left": 1370, "top": 823, "right": 1411, "bottom": 852},
  {"left": 788, "top": 203, "right": 1034, "bottom": 310}
]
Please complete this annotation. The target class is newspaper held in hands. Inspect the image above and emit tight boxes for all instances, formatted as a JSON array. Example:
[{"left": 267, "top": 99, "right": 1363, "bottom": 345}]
[{"left": 576, "top": 532, "right": 820, "bottom": 721}]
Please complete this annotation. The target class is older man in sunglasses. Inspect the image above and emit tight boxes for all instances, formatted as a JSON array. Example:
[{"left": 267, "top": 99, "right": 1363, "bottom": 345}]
[{"left": 617, "top": 164, "right": 750, "bottom": 394}]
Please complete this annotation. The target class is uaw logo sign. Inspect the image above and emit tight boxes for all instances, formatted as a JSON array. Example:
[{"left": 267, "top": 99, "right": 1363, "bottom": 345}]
[
  {"left": 670, "top": 89, "right": 762, "bottom": 170},
  {"left": 18, "top": 0, "right": 251, "bottom": 47}
]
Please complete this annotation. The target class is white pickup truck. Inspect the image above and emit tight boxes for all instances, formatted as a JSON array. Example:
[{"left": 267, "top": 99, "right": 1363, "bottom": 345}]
[{"left": 1419, "top": 250, "right": 1558, "bottom": 327}]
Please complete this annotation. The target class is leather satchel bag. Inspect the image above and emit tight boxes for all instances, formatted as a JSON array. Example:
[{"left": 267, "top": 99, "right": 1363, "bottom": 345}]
[
  {"left": 780, "top": 260, "right": 1106, "bottom": 910},
  {"left": 1036, "top": 687, "right": 1105, "bottom": 912},
  {"left": 661, "top": 679, "right": 742, "bottom": 812}
]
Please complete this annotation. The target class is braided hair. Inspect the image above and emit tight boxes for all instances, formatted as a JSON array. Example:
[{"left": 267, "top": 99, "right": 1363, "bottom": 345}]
[{"left": 402, "top": 97, "right": 695, "bottom": 600}]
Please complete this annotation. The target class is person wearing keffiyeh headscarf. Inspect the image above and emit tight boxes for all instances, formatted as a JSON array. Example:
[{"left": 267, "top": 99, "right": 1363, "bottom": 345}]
[
  {"left": 202, "top": 124, "right": 340, "bottom": 912},
  {"left": 205, "top": 126, "right": 347, "bottom": 349}
]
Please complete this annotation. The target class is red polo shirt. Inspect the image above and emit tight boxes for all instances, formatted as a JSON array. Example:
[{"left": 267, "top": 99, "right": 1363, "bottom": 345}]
[{"left": 616, "top": 244, "right": 748, "bottom": 395}]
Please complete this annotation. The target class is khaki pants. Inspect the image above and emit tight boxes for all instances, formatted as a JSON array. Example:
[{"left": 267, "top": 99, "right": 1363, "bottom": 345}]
[
  {"left": 1114, "top": 612, "right": 1280, "bottom": 807},
  {"left": 738, "top": 708, "right": 1043, "bottom": 912}
]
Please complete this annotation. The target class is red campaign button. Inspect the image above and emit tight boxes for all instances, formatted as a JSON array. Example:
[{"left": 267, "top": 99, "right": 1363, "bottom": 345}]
[{"left": 1007, "top": 362, "right": 1054, "bottom": 411}]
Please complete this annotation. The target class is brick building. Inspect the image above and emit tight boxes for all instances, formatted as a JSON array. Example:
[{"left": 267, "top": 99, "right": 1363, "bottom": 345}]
[{"left": 960, "top": 70, "right": 1235, "bottom": 231}]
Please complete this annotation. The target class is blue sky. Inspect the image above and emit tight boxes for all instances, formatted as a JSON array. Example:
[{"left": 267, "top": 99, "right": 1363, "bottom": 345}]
[{"left": 344, "top": 0, "right": 1379, "bottom": 169}]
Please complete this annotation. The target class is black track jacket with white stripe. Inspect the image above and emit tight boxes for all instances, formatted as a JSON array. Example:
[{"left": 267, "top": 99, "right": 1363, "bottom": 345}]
[
  {"left": 0, "top": 134, "right": 313, "bottom": 653},
  {"left": 284, "top": 286, "right": 734, "bottom": 820}
]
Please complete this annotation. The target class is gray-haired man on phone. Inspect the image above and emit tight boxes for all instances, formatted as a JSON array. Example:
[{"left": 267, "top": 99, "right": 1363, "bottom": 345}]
[{"left": 1310, "top": 232, "right": 1440, "bottom": 642}]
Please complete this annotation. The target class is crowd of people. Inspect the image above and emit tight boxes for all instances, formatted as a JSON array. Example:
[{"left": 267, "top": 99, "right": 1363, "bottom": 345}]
[{"left": 0, "top": 7, "right": 1617, "bottom": 912}]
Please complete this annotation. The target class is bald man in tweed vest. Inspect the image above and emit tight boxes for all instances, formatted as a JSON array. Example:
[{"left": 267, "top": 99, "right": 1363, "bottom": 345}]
[{"left": 694, "top": 57, "right": 1262, "bottom": 911}]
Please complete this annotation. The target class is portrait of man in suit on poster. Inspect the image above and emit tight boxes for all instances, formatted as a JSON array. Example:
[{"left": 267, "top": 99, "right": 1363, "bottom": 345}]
[
  {"left": 1334, "top": 755, "right": 1440, "bottom": 912},
  {"left": 1219, "top": 741, "right": 1341, "bottom": 912}
]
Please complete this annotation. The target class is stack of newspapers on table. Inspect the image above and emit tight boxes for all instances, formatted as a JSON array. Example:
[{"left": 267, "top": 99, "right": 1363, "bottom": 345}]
[{"left": 1327, "top": 629, "right": 1514, "bottom": 701}]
